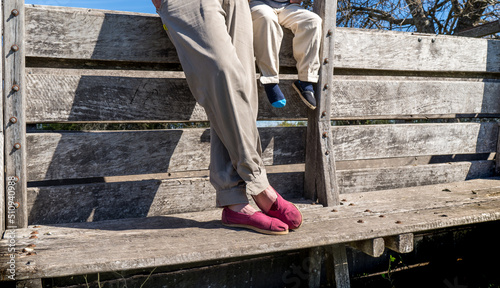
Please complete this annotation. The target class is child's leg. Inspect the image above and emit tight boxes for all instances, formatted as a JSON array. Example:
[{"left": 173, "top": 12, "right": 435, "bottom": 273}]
[
  {"left": 250, "top": 1, "right": 286, "bottom": 108},
  {"left": 279, "top": 4, "right": 322, "bottom": 84}
]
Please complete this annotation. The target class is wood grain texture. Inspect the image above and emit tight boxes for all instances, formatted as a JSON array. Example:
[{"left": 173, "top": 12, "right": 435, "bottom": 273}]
[
  {"left": 332, "top": 123, "right": 498, "bottom": 161},
  {"left": 27, "top": 172, "right": 304, "bottom": 225},
  {"left": 384, "top": 233, "right": 414, "bottom": 253},
  {"left": 348, "top": 238, "right": 385, "bottom": 257},
  {"left": 338, "top": 161, "right": 496, "bottom": 194},
  {"left": 24, "top": 6, "right": 500, "bottom": 72},
  {"left": 26, "top": 127, "right": 306, "bottom": 181},
  {"left": 4, "top": 0, "right": 28, "bottom": 229},
  {"left": 25, "top": 123, "right": 496, "bottom": 181},
  {"left": 25, "top": 69, "right": 309, "bottom": 123},
  {"left": 331, "top": 78, "right": 500, "bottom": 118},
  {"left": 0, "top": 2, "right": 4, "bottom": 233},
  {"left": 25, "top": 70, "right": 500, "bottom": 122},
  {"left": 4, "top": 178, "right": 500, "bottom": 280},
  {"left": 26, "top": 161, "right": 493, "bottom": 224}
]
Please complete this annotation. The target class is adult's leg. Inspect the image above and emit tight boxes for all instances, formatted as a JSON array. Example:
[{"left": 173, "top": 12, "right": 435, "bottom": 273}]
[
  {"left": 157, "top": 0, "right": 269, "bottom": 207},
  {"left": 279, "top": 4, "right": 322, "bottom": 83}
]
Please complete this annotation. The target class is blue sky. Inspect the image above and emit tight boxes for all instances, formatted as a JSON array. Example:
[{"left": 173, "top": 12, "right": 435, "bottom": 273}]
[{"left": 25, "top": 0, "right": 156, "bottom": 14}]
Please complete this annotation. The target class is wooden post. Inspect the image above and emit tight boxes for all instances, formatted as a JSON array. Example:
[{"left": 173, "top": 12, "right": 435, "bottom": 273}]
[
  {"left": 3, "top": 0, "right": 27, "bottom": 229},
  {"left": 0, "top": 2, "right": 4, "bottom": 234},
  {"left": 496, "top": 123, "right": 500, "bottom": 175},
  {"left": 326, "top": 244, "right": 351, "bottom": 288},
  {"left": 305, "top": 0, "right": 339, "bottom": 206}
]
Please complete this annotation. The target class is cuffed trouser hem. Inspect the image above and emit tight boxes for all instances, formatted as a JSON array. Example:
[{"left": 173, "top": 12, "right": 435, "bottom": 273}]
[
  {"left": 298, "top": 73, "right": 319, "bottom": 83},
  {"left": 245, "top": 169, "right": 270, "bottom": 196},
  {"left": 259, "top": 75, "right": 280, "bottom": 84},
  {"left": 216, "top": 188, "right": 249, "bottom": 207}
]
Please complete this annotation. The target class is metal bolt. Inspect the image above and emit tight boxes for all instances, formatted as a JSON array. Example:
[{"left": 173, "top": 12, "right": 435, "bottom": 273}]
[
  {"left": 327, "top": 29, "right": 333, "bottom": 37},
  {"left": 9, "top": 117, "right": 18, "bottom": 124},
  {"left": 14, "top": 143, "right": 21, "bottom": 150},
  {"left": 11, "top": 45, "right": 19, "bottom": 52},
  {"left": 418, "top": 38, "right": 422, "bottom": 42},
  {"left": 324, "top": 58, "right": 329, "bottom": 64},
  {"left": 324, "top": 84, "right": 329, "bottom": 90},
  {"left": 431, "top": 38, "right": 436, "bottom": 43},
  {"left": 12, "top": 84, "right": 20, "bottom": 92},
  {"left": 13, "top": 176, "right": 20, "bottom": 183},
  {"left": 321, "top": 111, "right": 327, "bottom": 117},
  {"left": 322, "top": 132, "right": 328, "bottom": 138},
  {"left": 11, "top": 9, "right": 20, "bottom": 16},
  {"left": 325, "top": 151, "right": 330, "bottom": 155},
  {"left": 14, "top": 202, "right": 20, "bottom": 209}
]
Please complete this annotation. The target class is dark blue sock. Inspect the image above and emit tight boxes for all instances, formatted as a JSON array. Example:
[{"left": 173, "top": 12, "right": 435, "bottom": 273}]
[
  {"left": 298, "top": 80, "right": 314, "bottom": 93},
  {"left": 264, "top": 84, "right": 286, "bottom": 108}
]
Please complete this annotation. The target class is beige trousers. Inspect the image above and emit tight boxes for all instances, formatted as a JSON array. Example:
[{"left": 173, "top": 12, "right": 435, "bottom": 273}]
[
  {"left": 157, "top": 0, "right": 270, "bottom": 207},
  {"left": 250, "top": 1, "right": 322, "bottom": 84}
]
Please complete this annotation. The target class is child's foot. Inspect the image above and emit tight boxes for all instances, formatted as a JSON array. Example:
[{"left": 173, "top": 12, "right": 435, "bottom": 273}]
[
  {"left": 292, "top": 80, "right": 317, "bottom": 110},
  {"left": 264, "top": 84, "right": 286, "bottom": 108}
]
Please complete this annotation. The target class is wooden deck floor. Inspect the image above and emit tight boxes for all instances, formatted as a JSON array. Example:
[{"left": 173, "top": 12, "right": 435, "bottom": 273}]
[{"left": 2, "top": 178, "right": 500, "bottom": 281}]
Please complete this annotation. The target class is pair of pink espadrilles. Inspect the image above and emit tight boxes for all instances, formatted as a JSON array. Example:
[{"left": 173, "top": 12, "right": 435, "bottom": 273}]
[{"left": 222, "top": 191, "right": 302, "bottom": 235}]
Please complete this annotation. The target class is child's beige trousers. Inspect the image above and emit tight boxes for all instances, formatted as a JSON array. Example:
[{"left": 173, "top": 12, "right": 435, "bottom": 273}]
[{"left": 250, "top": 1, "right": 322, "bottom": 84}]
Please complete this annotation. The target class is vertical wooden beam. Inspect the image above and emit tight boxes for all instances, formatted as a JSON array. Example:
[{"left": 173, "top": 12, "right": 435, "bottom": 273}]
[
  {"left": 308, "top": 246, "right": 323, "bottom": 288},
  {"left": 326, "top": 244, "right": 351, "bottom": 288},
  {"left": 0, "top": 1, "right": 4, "bottom": 234},
  {"left": 305, "top": 0, "right": 339, "bottom": 206},
  {"left": 3, "top": 0, "right": 27, "bottom": 229},
  {"left": 496, "top": 123, "right": 500, "bottom": 175}
]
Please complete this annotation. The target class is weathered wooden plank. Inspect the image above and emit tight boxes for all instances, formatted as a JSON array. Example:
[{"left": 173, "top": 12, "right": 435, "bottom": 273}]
[
  {"left": 334, "top": 29, "right": 500, "bottom": 73},
  {"left": 25, "top": 69, "right": 308, "bottom": 123},
  {"left": 456, "top": 20, "right": 500, "bottom": 38},
  {"left": 26, "top": 161, "right": 494, "bottom": 224},
  {"left": 338, "top": 161, "right": 495, "bottom": 194},
  {"left": 329, "top": 244, "right": 351, "bottom": 288},
  {"left": 26, "top": 123, "right": 496, "bottom": 181},
  {"left": 308, "top": 247, "right": 323, "bottom": 288},
  {"left": 4, "top": 0, "right": 28, "bottom": 229},
  {"left": 24, "top": 6, "right": 500, "bottom": 73},
  {"left": 3, "top": 178, "right": 500, "bottom": 280},
  {"left": 25, "top": 70, "right": 500, "bottom": 122},
  {"left": 384, "top": 233, "right": 414, "bottom": 253},
  {"left": 332, "top": 123, "right": 498, "bottom": 161},
  {"left": 348, "top": 238, "right": 385, "bottom": 257},
  {"left": 27, "top": 172, "right": 304, "bottom": 225},
  {"left": 26, "top": 127, "right": 306, "bottom": 181},
  {"left": 332, "top": 78, "right": 500, "bottom": 118},
  {"left": 0, "top": 3, "right": 4, "bottom": 233}
]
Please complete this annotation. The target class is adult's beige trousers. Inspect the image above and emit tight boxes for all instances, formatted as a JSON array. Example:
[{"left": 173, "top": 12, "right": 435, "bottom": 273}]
[
  {"left": 157, "top": 0, "right": 270, "bottom": 207},
  {"left": 250, "top": 1, "right": 322, "bottom": 84}
]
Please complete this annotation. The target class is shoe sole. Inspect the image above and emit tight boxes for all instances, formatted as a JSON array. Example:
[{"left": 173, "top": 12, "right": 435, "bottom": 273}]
[
  {"left": 222, "top": 222, "right": 289, "bottom": 235},
  {"left": 292, "top": 82, "right": 317, "bottom": 110}
]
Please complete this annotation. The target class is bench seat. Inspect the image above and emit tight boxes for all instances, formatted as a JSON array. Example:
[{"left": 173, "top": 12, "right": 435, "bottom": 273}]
[{"left": 2, "top": 177, "right": 500, "bottom": 281}]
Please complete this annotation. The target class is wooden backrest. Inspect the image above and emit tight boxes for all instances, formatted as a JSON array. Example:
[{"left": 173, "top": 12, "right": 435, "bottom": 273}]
[{"left": 20, "top": 5, "right": 500, "bottom": 226}]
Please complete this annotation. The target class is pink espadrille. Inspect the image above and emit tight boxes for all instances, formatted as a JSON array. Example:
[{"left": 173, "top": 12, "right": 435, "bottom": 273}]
[
  {"left": 221, "top": 207, "right": 289, "bottom": 235},
  {"left": 261, "top": 191, "right": 303, "bottom": 230}
]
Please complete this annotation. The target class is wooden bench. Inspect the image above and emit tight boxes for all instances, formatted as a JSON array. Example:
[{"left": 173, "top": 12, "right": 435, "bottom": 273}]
[{"left": 1, "top": 1, "right": 500, "bottom": 287}]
